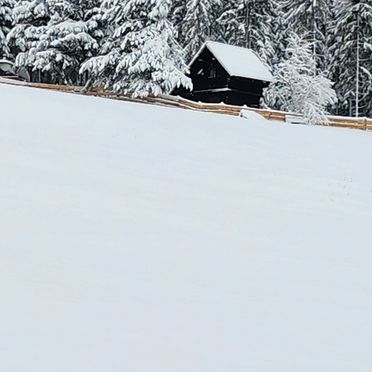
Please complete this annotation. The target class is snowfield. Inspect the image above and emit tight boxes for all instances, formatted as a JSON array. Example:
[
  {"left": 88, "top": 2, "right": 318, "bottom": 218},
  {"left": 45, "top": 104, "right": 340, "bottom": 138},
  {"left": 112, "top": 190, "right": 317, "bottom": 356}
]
[{"left": 1, "top": 83, "right": 372, "bottom": 372}]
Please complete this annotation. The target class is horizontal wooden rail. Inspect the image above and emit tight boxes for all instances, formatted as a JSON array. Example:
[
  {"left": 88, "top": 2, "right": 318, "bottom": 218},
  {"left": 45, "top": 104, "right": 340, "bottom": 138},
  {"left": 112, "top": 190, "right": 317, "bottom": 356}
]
[{"left": 1, "top": 77, "right": 371, "bottom": 131}]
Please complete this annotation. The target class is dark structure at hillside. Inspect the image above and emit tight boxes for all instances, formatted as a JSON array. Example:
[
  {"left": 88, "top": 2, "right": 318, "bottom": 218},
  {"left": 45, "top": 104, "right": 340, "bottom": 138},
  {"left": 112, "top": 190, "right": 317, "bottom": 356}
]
[{"left": 172, "top": 41, "right": 273, "bottom": 108}]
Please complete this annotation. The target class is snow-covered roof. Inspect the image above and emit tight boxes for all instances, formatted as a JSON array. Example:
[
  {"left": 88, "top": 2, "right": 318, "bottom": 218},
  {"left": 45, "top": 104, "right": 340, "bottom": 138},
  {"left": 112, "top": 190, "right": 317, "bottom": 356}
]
[
  {"left": 0, "top": 59, "right": 15, "bottom": 74},
  {"left": 0, "top": 59, "right": 14, "bottom": 66},
  {"left": 191, "top": 41, "right": 273, "bottom": 83}
]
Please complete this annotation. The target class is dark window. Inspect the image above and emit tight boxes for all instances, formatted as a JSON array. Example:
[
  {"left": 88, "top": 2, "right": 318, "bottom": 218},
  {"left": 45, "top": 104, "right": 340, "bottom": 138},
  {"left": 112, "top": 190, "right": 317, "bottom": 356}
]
[{"left": 209, "top": 66, "right": 216, "bottom": 79}]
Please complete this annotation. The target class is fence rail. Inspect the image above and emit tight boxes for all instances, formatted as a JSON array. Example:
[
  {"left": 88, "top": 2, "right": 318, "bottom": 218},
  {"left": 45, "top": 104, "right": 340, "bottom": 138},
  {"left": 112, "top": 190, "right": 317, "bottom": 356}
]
[{"left": 1, "top": 77, "right": 371, "bottom": 131}]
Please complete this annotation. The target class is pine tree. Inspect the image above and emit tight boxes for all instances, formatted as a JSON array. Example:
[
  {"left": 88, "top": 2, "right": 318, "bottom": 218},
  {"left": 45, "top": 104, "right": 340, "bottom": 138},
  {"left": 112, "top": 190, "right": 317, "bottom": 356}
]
[
  {"left": 0, "top": 0, "right": 14, "bottom": 58},
  {"left": 264, "top": 33, "right": 337, "bottom": 125},
  {"left": 81, "top": 0, "right": 192, "bottom": 97},
  {"left": 330, "top": 0, "right": 372, "bottom": 117}
]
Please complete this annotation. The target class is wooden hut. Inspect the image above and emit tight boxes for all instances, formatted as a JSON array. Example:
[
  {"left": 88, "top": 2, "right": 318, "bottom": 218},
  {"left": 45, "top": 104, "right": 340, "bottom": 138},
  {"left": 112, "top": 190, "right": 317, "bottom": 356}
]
[{"left": 172, "top": 41, "right": 273, "bottom": 108}]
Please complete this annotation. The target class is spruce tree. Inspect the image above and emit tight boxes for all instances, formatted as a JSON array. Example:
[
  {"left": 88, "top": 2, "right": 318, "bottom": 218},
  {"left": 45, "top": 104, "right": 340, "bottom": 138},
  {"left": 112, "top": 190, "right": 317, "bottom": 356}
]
[
  {"left": 7, "top": 0, "right": 50, "bottom": 59},
  {"left": 249, "top": 0, "right": 282, "bottom": 67},
  {"left": 218, "top": 0, "right": 282, "bottom": 68},
  {"left": 281, "top": 0, "right": 334, "bottom": 70},
  {"left": 170, "top": 0, "right": 187, "bottom": 44},
  {"left": 0, "top": 0, "right": 14, "bottom": 58},
  {"left": 217, "top": 0, "right": 245, "bottom": 47},
  {"left": 330, "top": 0, "right": 372, "bottom": 117},
  {"left": 180, "top": 0, "right": 221, "bottom": 61},
  {"left": 9, "top": 0, "right": 99, "bottom": 84},
  {"left": 81, "top": 0, "right": 192, "bottom": 96}
]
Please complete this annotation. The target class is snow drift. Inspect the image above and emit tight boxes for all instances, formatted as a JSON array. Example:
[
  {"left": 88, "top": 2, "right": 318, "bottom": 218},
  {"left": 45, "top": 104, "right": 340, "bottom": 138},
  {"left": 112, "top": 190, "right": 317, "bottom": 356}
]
[{"left": 1, "top": 84, "right": 372, "bottom": 372}]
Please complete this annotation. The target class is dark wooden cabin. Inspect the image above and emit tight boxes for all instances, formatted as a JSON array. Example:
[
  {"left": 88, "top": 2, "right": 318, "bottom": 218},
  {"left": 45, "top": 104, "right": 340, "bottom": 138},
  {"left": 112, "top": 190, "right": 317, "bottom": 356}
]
[{"left": 172, "top": 41, "right": 273, "bottom": 108}]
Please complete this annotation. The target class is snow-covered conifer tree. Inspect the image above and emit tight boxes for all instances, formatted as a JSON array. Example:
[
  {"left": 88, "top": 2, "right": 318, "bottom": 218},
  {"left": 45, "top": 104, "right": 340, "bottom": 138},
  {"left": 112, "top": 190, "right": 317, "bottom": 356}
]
[
  {"left": 282, "top": 0, "right": 334, "bottom": 70},
  {"left": 264, "top": 33, "right": 337, "bottom": 125},
  {"left": 218, "top": 0, "right": 282, "bottom": 68},
  {"left": 217, "top": 0, "right": 245, "bottom": 46},
  {"left": 9, "top": 0, "right": 99, "bottom": 84},
  {"left": 7, "top": 0, "right": 50, "bottom": 59},
  {"left": 79, "top": 0, "right": 105, "bottom": 42},
  {"left": 170, "top": 0, "right": 187, "bottom": 44},
  {"left": 0, "top": 0, "right": 14, "bottom": 58},
  {"left": 18, "top": 20, "right": 98, "bottom": 84},
  {"left": 81, "top": 0, "right": 192, "bottom": 97},
  {"left": 249, "top": 0, "right": 283, "bottom": 67},
  {"left": 180, "top": 0, "right": 221, "bottom": 61},
  {"left": 330, "top": 0, "right": 372, "bottom": 117}
]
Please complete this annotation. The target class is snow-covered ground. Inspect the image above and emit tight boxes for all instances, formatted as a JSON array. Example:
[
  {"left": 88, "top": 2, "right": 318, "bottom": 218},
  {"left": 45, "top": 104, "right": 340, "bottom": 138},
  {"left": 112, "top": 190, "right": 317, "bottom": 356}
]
[{"left": 1, "top": 83, "right": 372, "bottom": 372}]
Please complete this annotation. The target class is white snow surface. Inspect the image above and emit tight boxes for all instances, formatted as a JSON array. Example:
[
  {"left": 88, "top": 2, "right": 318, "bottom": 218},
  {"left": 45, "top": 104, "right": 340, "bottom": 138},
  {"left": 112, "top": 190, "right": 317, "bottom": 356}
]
[
  {"left": 193, "top": 41, "right": 274, "bottom": 82},
  {"left": 1, "top": 84, "right": 372, "bottom": 372}
]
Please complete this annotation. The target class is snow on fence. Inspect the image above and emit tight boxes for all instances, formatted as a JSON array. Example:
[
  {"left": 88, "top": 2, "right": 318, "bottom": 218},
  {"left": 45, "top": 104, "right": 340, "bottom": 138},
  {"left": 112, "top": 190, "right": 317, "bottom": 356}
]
[{"left": 1, "top": 77, "right": 371, "bottom": 131}]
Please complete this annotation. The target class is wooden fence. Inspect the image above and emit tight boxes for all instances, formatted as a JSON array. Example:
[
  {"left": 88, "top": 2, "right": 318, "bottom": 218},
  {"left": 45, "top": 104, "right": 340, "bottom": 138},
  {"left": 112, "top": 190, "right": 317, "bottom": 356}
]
[{"left": 1, "top": 77, "right": 371, "bottom": 131}]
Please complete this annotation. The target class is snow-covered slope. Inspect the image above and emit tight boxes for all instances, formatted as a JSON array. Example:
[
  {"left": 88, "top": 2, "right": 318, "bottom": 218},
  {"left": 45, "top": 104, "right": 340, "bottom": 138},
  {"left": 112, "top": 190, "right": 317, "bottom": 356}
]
[{"left": 1, "top": 84, "right": 372, "bottom": 372}]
